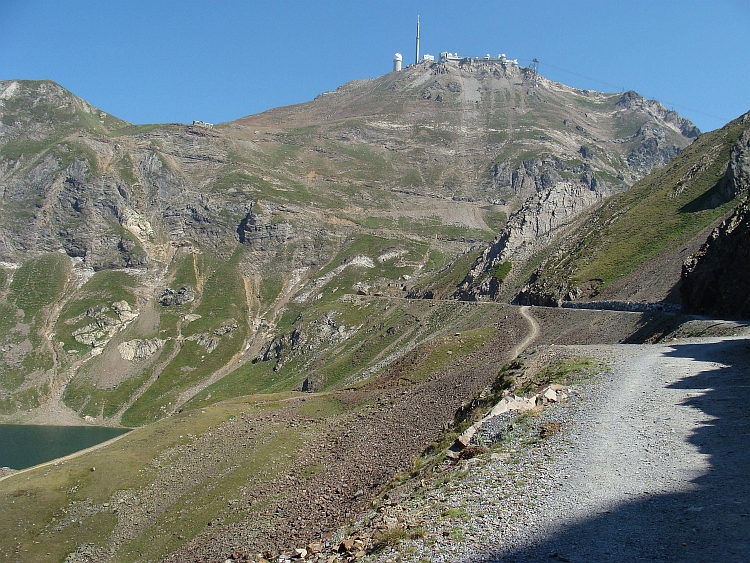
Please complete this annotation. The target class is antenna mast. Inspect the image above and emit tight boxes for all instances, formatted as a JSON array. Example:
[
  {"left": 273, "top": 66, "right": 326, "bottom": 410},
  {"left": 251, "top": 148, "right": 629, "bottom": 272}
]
[
  {"left": 530, "top": 58, "right": 539, "bottom": 86},
  {"left": 415, "top": 16, "right": 420, "bottom": 65}
]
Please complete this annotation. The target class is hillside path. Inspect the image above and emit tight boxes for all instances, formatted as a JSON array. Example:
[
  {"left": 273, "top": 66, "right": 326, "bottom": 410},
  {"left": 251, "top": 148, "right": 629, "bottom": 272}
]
[
  {"left": 482, "top": 337, "right": 750, "bottom": 562},
  {"left": 511, "top": 306, "right": 539, "bottom": 357}
]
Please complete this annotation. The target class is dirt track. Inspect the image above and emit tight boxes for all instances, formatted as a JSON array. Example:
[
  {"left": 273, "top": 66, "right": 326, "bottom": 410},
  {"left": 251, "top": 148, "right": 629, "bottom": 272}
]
[
  {"left": 378, "top": 335, "right": 750, "bottom": 563},
  {"left": 494, "top": 337, "right": 750, "bottom": 562}
]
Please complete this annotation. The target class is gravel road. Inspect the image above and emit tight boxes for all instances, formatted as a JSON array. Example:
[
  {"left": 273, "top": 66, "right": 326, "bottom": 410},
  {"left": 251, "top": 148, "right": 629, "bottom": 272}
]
[
  {"left": 492, "top": 337, "right": 750, "bottom": 562},
  {"left": 374, "top": 336, "right": 750, "bottom": 563}
]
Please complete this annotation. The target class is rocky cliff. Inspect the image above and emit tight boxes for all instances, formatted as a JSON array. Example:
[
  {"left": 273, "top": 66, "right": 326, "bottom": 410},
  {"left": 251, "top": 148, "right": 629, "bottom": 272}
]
[
  {"left": 480, "top": 111, "right": 750, "bottom": 307},
  {"left": 681, "top": 119, "right": 750, "bottom": 318}
]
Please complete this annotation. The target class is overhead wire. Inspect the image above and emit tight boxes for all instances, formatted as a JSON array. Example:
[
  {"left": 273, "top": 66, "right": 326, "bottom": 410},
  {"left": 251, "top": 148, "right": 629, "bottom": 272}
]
[{"left": 517, "top": 57, "right": 732, "bottom": 126}]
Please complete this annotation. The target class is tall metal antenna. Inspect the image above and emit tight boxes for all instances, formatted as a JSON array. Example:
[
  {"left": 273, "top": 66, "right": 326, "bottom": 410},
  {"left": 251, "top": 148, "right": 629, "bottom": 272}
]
[
  {"left": 530, "top": 58, "right": 539, "bottom": 86},
  {"left": 415, "top": 16, "right": 420, "bottom": 65}
]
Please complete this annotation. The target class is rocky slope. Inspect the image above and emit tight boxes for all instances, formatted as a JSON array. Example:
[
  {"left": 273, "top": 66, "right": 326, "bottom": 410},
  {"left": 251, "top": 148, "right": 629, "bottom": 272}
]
[
  {"left": 470, "top": 110, "right": 750, "bottom": 306},
  {"left": 0, "top": 302, "right": 694, "bottom": 563},
  {"left": 681, "top": 118, "right": 750, "bottom": 317}
]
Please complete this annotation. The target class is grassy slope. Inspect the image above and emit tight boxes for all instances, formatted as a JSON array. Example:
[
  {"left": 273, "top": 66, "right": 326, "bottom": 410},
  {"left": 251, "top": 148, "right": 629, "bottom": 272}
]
[
  {"left": 0, "top": 393, "right": 310, "bottom": 562},
  {"left": 0, "top": 254, "right": 70, "bottom": 412},
  {"left": 524, "top": 115, "right": 748, "bottom": 298},
  {"left": 0, "top": 298, "right": 505, "bottom": 562}
]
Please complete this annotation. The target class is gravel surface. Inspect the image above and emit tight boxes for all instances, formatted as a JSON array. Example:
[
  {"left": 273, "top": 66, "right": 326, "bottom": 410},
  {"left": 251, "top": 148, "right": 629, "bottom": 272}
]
[{"left": 369, "top": 337, "right": 750, "bottom": 563}]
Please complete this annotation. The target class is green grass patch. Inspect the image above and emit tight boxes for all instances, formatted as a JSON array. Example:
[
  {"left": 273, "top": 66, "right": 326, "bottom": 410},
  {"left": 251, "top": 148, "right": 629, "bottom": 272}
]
[
  {"left": 423, "top": 249, "right": 450, "bottom": 271},
  {"left": 483, "top": 210, "right": 508, "bottom": 233},
  {"left": 356, "top": 216, "right": 396, "bottom": 229},
  {"left": 294, "top": 394, "right": 347, "bottom": 418},
  {"left": 315, "top": 234, "right": 425, "bottom": 281},
  {"left": 180, "top": 360, "right": 276, "bottom": 411},
  {"left": 0, "top": 386, "right": 41, "bottom": 414},
  {"left": 110, "top": 123, "right": 164, "bottom": 137},
  {"left": 491, "top": 261, "right": 512, "bottom": 282},
  {"left": 396, "top": 216, "right": 495, "bottom": 242},
  {"left": 519, "top": 356, "right": 603, "bottom": 394},
  {"left": 390, "top": 327, "right": 496, "bottom": 384},
  {"left": 0, "top": 139, "right": 54, "bottom": 164},
  {"left": 8, "top": 253, "right": 69, "bottom": 320},
  {"left": 259, "top": 275, "right": 283, "bottom": 305},
  {"left": 441, "top": 507, "right": 469, "bottom": 520},
  {"left": 117, "top": 153, "right": 138, "bottom": 185},
  {"left": 408, "top": 249, "right": 483, "bottom": 300}
]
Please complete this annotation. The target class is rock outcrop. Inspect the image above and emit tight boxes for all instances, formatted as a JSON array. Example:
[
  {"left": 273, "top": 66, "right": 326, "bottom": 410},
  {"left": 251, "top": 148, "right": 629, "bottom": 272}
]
[
  {"left": 457, "top": 178, "right": 605, "bottom": 299},
  {"left": 159, "top": 286, "right": 195, "bottom": 306},
  {"left": 71, "top": 301, "right": 137, "bottom": 349},
  {"left": 118, "top": 338, "right": 165, "bottom": 362},
  {"left": 681, "top": 122, "right": 750, "bottom": 318},
  {"left": 681, "top": 203, "right": 750, "bottom": 319}
]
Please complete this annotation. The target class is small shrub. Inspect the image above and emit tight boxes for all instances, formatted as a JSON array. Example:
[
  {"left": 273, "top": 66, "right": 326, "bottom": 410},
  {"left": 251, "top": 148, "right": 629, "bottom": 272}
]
[
  {"left": 371, "top": 526, "right": 425, "bottom": 551},
  {"left": 540, "top": 421, "right": 562, "bottom": 438},
  {"left": 491, "top": 261, "right": 512, "bottom": 282},
  {"left": 441, "top": 507, "right": 468, "bottom": 520}
]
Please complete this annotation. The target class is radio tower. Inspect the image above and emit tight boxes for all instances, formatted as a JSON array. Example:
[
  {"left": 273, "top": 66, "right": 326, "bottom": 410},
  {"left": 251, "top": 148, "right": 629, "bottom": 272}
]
[
  {"left": 415, "top": 16, "right": 420, "bottom": 65},
  {"left": 530, "top": 58, "right": 539, "bottom": 86}
]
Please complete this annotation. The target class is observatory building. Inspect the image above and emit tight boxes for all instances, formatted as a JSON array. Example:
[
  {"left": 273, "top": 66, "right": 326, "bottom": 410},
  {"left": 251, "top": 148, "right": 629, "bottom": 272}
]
[{"left": 392, "top": 17, "right": 518, "bottom": 71}]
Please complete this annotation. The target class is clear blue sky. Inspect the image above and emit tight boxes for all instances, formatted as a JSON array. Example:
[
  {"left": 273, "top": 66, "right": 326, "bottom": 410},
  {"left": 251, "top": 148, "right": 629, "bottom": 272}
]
[{"left": 2, "top": 0, "right": 747, "bottom": 132}]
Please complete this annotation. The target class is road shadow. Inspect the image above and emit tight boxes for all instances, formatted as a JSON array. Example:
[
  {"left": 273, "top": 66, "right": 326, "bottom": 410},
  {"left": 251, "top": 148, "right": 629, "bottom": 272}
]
[{"left": 475, "top": 338, "right": 750, "bottom": 562}]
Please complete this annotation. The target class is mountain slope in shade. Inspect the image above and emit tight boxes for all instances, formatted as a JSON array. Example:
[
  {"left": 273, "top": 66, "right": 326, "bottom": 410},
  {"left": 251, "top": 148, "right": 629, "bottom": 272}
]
[{"left": 682, "top": 119, "right": 750, "bottom": 318}]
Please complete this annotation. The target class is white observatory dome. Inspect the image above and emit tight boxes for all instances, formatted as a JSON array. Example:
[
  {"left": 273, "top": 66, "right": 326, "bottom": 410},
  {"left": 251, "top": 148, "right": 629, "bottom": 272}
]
[{"left": 393, "top": 53, "right": 402, "bottom": 72}]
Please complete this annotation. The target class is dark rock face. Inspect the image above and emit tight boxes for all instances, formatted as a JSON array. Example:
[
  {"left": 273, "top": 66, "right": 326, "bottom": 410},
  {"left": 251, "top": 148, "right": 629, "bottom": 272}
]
[
  {"left": 626, "top": 124, "right": 683, "bottom": 176},
  {"left": 682, "top": 126, "right": 750, "bottom": 318},
  {"left": 238, "top": 212, "right": 294, "bottom": 248},
  {"left": 681, "top": 202, "right": 750, "bottom": 319}
]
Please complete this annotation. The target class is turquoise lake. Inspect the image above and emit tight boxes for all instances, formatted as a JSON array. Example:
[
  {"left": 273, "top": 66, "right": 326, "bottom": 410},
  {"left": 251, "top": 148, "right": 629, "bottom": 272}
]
[{"left": 0, "top": 424, "right": 130, "bottom": 470}]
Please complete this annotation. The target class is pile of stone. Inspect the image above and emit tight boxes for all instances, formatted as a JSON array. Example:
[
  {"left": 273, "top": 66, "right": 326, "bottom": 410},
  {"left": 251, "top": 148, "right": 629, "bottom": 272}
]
[
  {"left": 118, "top": 338, "right": 165, "bottom": 362},
  {"left": 72, "top": 301, "right": 137, "bottom": 349},
  {"left": 159, "top": 285, "right": 195, "bottom": 306},
  {"left": 448, "top": 385, "right": 569, "bottom": 458},
  {"left": 228, "top": 540, "right": 330, "bottom": 563}
]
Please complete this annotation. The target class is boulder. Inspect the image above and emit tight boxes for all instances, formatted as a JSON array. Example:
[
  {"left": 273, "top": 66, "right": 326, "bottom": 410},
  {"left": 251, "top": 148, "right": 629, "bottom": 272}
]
[
  {"left": 159, "top": 286, "right": 195, "bottom": 306},
  {"left": 118, "top": 338, "right": 165, "bottom": 362}
]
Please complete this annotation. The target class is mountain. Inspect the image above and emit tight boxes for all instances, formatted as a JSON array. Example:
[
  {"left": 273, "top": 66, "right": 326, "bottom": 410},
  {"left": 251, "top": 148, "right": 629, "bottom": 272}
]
[
  {"left": 681, "top": 116, "right": 750, "bottom": 317},
  {"left": 466, "top": 110, "right": 750, "bottom": 307},
  {"left": 2, "top": 63, "right": 750, "bottom": 563},
  {"left": 0, "top": 64, "right": 700, "bottom": 425}
]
